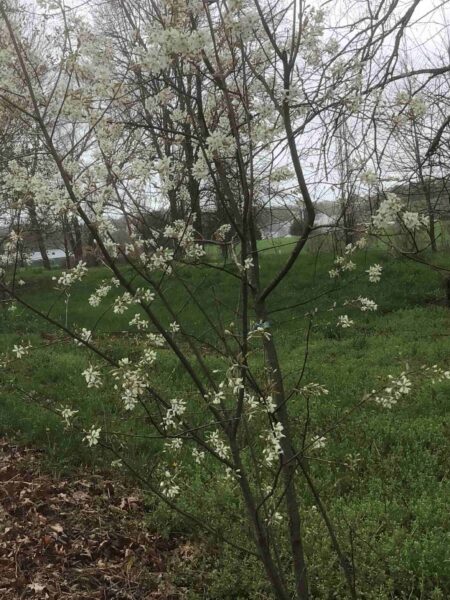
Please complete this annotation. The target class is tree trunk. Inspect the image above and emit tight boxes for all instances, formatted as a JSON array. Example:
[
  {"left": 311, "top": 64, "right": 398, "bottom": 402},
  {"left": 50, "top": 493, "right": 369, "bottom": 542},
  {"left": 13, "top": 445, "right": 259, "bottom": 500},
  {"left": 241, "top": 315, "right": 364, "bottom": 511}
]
[
  {"left": 422, "top": 181, "right": 437, "bottom": 252},
  {"left": 412, "top": 122, "right": 437, "bottom": 252},
  {"left": 71, "top": 216, "right": 83, "bottom": 264},
  {"left": 231, "top": 446, "right": 291, "bottom": 600},
  {"left": 426, "top": 198, "right": 437, "bottom": 252},
  {"left": 62, "top": 217, "right": 72, "bottom": 268},
  {"left": 85, "top": 230, "right": 100, "bottom": 267},
  {"left": 342, "top": 200, "right": 356, "bottom": 246},
  {"left": 256, "top": 302, "right": 309, "bottom": 600},
  {"left": 27, "top": 198, "right": 51, "bottom": 270},
  {"left": 183, "top": 122, "right": 203, "bottom": 236}
]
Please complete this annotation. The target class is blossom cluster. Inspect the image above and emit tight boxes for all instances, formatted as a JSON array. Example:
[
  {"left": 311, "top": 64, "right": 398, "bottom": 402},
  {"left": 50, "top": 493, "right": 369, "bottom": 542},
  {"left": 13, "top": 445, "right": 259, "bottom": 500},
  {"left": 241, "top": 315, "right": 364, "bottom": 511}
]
[
  {"left": 299, "top": 383, "right": 329, "bottom": 398},
  {"left": 366, "top": 264, "right": 383, "bottom": 283},
  {"left": 329, "top": 239, "right": 366, "bottom": 279},
  {"left": 160, "top": 470, "right": 180, "bottom": 499},
  {"left": 141, "top": 25, "right": 206, "bottom": 75},
  {"left": 113, "top": 287, "right": 155, "bottom": 315},
  {"left": 82, "top": 365, "right": 102, "bottom": 388},
  {"left": 373, "top": 372, "right": 412, "bottom": 408},
  {"left": 0, "top": 231, "right": 31, "bottom": 275},
  {"left": 262, "top": 421, "right": 285, "bottom": 466},
  {"left": 59, "top": 406, "right": 79, "bottom": 427},
  {"left": 372, "top": 193, "right": 429, "bottom": 232},
  {"left": 88, "top": 278, "right": 119, "bottom": 307},
  {"left": 113, "top": 356, "right": 152, "bottom": 411},
  {"left": 337, "top": 314, "right": 354, "bottom": 328},
  {"left": 164, "top": 218, "right": 205, "bottom": 261},
  {"left": 12, "top": 342, "right": 32, "bottom": 359},
  {"left": 207, "top": 430, "right": 230, "bottom": 460},
  {"left": 74, "top": 328, "right": 92, "bottom": 346},
  {"left": 140, "top": 246, "right": 174, "bottom": 274},
  {"left": 163, "top": 398, "right": 187, "bottom": 428},
  {"left": 83, "top": 426, "right": 101, "bottom": 447},
  {"left": 52, "top": 262, "right": 88, "bottom": 289}
]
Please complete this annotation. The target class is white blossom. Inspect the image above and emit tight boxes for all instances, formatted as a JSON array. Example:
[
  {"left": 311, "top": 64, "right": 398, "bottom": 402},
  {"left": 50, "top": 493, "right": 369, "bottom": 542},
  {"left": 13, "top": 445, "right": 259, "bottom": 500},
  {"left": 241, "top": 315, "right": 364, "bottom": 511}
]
[
  {"left": 74, "top": 328, "right": 92, "bottom": 346},
  {"left": 360, "top": 170, "right": 377, "bottom": 185},
  {"left": 266, "top": 511, "right": 283, "bottom": 525},
  {"left": 89, "top": 282, "right": 112, "bottom": 307},
  {"left": 164, "top": 219, "right": 205, "bottom": 261},
  {"left": 300, "top": 383, "right": 329, "bottom": 397},
  {"left": 160, "top": 470, "right": 180, "bottom": 499},
  {"left": 163, "top": 398, "right": 187, "bottom": 428},
  {"left": 83, "top": 426, "right": 101, "bottom": 447},
  {"left": 12, "top": 343, "right": 31, "bottom": 359},
  {"left": 207, "top": 430, "right": 230, "bottom": 460},
  {"left": 310, "top": 435, "right": 326, "bottom": 450},
  {"left": 357, "top": 296, "right": 378, "bottom": 312},
  {"left": 214, "top": 224, "right": 232, "bottom": 241},
  {"left": 129, "top": 313, "right": 149, "bottom": 330},
  {"left": 228, "top": 375, "right": 244, "bottom": 395},
  {"left": 114, "top": 366, "right": 149, "bottom": 410},
  {"left": 373, "top": 372, "right": 412, "bottom": 408},
  {"left": 210, "top": 382, "right": 226, "bottom": 405},
  {"left": 147, "top": 333, "right": 165, "bottom": 347},
  {"left": 52, "top": 262, "right": 87, "bottom": 289},
  {"left": 401, "top": 211, "right": 429, "bottom": 231},
  {"left": 367, "top": 264, "right": 383, "bottom": 283},
  {"left": 264, "top": 395, "right": 277, "bottom": 414},
  {"left": 113, "top": 292, "right": 133, "bottom": 314},
  {"left": 169, "top": 321, "right": 180, "bottom": 333},
  {"left": 337, "top": 315, "right": 354, "bottom": 328},
  {"left": 427, "top": 364, "right": 450, "bottom": 384},
  {"left": 262, "top": 421, "right": 285, "bottom": 466},
  {"left": 206, "top": 129, "right": 236, "bottom": 159},
  {"left": 371, "top": 193, "right": 404, "bottom": 229},
  {"left": 192, "top": 448, "right": 205, "bottom": 464},
  {"left": 59, "top": 406, "right": 79, "bottom": 426},
  {"left": 82, "top": 365, "right": 103, "bottom": 388},
  {"left": 165, "top": 438, "right": 183, "bottom": 451},
  {"left": 342, "top": 260, "right": 356, "bottom": 272}
]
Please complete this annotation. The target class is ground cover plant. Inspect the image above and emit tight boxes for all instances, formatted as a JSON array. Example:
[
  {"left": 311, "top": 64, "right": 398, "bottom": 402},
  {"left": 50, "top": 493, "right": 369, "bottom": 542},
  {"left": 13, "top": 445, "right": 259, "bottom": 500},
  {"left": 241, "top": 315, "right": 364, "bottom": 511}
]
[{"left": 1, "top": 244, "right": 449, "bottom": 598}]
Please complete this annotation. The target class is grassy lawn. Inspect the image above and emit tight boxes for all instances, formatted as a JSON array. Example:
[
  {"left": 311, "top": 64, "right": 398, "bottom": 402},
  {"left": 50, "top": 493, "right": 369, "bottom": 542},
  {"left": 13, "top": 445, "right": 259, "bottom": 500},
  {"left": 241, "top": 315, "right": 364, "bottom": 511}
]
[{"left": 1, "top": 244, "right": 449, "bottom": 598}]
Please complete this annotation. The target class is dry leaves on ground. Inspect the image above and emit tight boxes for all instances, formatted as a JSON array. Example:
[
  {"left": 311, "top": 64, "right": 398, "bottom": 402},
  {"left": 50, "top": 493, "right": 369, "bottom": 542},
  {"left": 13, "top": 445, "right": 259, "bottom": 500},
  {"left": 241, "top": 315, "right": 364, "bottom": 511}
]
[{"left": 0, "top": 439, "right": 193, "bottom": 599}]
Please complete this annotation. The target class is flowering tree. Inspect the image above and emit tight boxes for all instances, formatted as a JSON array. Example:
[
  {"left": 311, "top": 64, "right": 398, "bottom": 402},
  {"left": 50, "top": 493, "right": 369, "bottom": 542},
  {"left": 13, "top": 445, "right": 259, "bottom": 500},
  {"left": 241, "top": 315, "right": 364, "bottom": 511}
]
[
  {"left": 382, "top": 76, "right": 450, "bottom": 252},
  {"left": 1, "top": 1, "right": 450, "bottom": 598}
]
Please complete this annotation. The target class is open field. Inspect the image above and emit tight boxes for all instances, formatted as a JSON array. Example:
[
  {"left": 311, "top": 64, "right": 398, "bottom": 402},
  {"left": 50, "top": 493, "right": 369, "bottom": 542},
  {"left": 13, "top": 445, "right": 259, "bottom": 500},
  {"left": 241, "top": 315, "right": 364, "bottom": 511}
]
[{"left": 1, "top": 245, "right": 450, "bottom": 598}]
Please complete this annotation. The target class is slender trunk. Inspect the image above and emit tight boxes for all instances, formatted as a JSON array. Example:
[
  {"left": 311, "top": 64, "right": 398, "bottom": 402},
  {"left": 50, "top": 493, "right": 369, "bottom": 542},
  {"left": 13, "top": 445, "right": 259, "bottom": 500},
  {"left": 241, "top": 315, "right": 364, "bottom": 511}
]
[
  {"left": 412, "top": 122, "right": 437, "bottom": 252},
  {"left": 27, "top": 198, "right": 51, "bottom": 270},
  {"left": 168, "top": 189, "right": 178, "bottom": 223},
  {"left": 62, "top": 218, "right": 72, "bottom": 268},
  {"left": 256, "top": 303, "right": 309, "bottom": 600},
  {"left": 230, "top": 446, "right": 291, "bottom": 600},
  {"left": 184, "top": 126, "right": 203, "bottom": 236},
  {"left": 19, "top": 247, "right": 25, "bottom": 268},
  {"left": 85, "top": 230, "right": 99, "bottom": 267},
  {"left": 71, "top": 216, "right": 83, "bottom": 264},
  {"left": 429, "top": 214, "right": 437, "bottom": 252},
  {"left": 420, "top": 177, "right": 437, "bottom": 252},
  {"left": 342, "top": 200, "right": 355, "bottom": 246}
]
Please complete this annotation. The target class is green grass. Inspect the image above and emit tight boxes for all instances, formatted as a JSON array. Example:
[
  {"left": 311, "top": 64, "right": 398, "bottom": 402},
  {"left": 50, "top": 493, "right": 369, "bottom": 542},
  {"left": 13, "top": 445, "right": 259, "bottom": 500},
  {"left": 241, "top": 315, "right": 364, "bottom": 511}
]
[{"left": 1, "top": 244, "right": 449, "bottom": 598}]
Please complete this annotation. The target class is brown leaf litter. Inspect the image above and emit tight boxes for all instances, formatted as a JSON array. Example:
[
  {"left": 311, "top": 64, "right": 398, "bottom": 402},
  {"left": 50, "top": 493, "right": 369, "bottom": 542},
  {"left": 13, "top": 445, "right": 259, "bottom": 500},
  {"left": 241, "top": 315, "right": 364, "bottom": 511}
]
[{"left": 0, "top": 438, "right": 192, "bottom": 599}]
